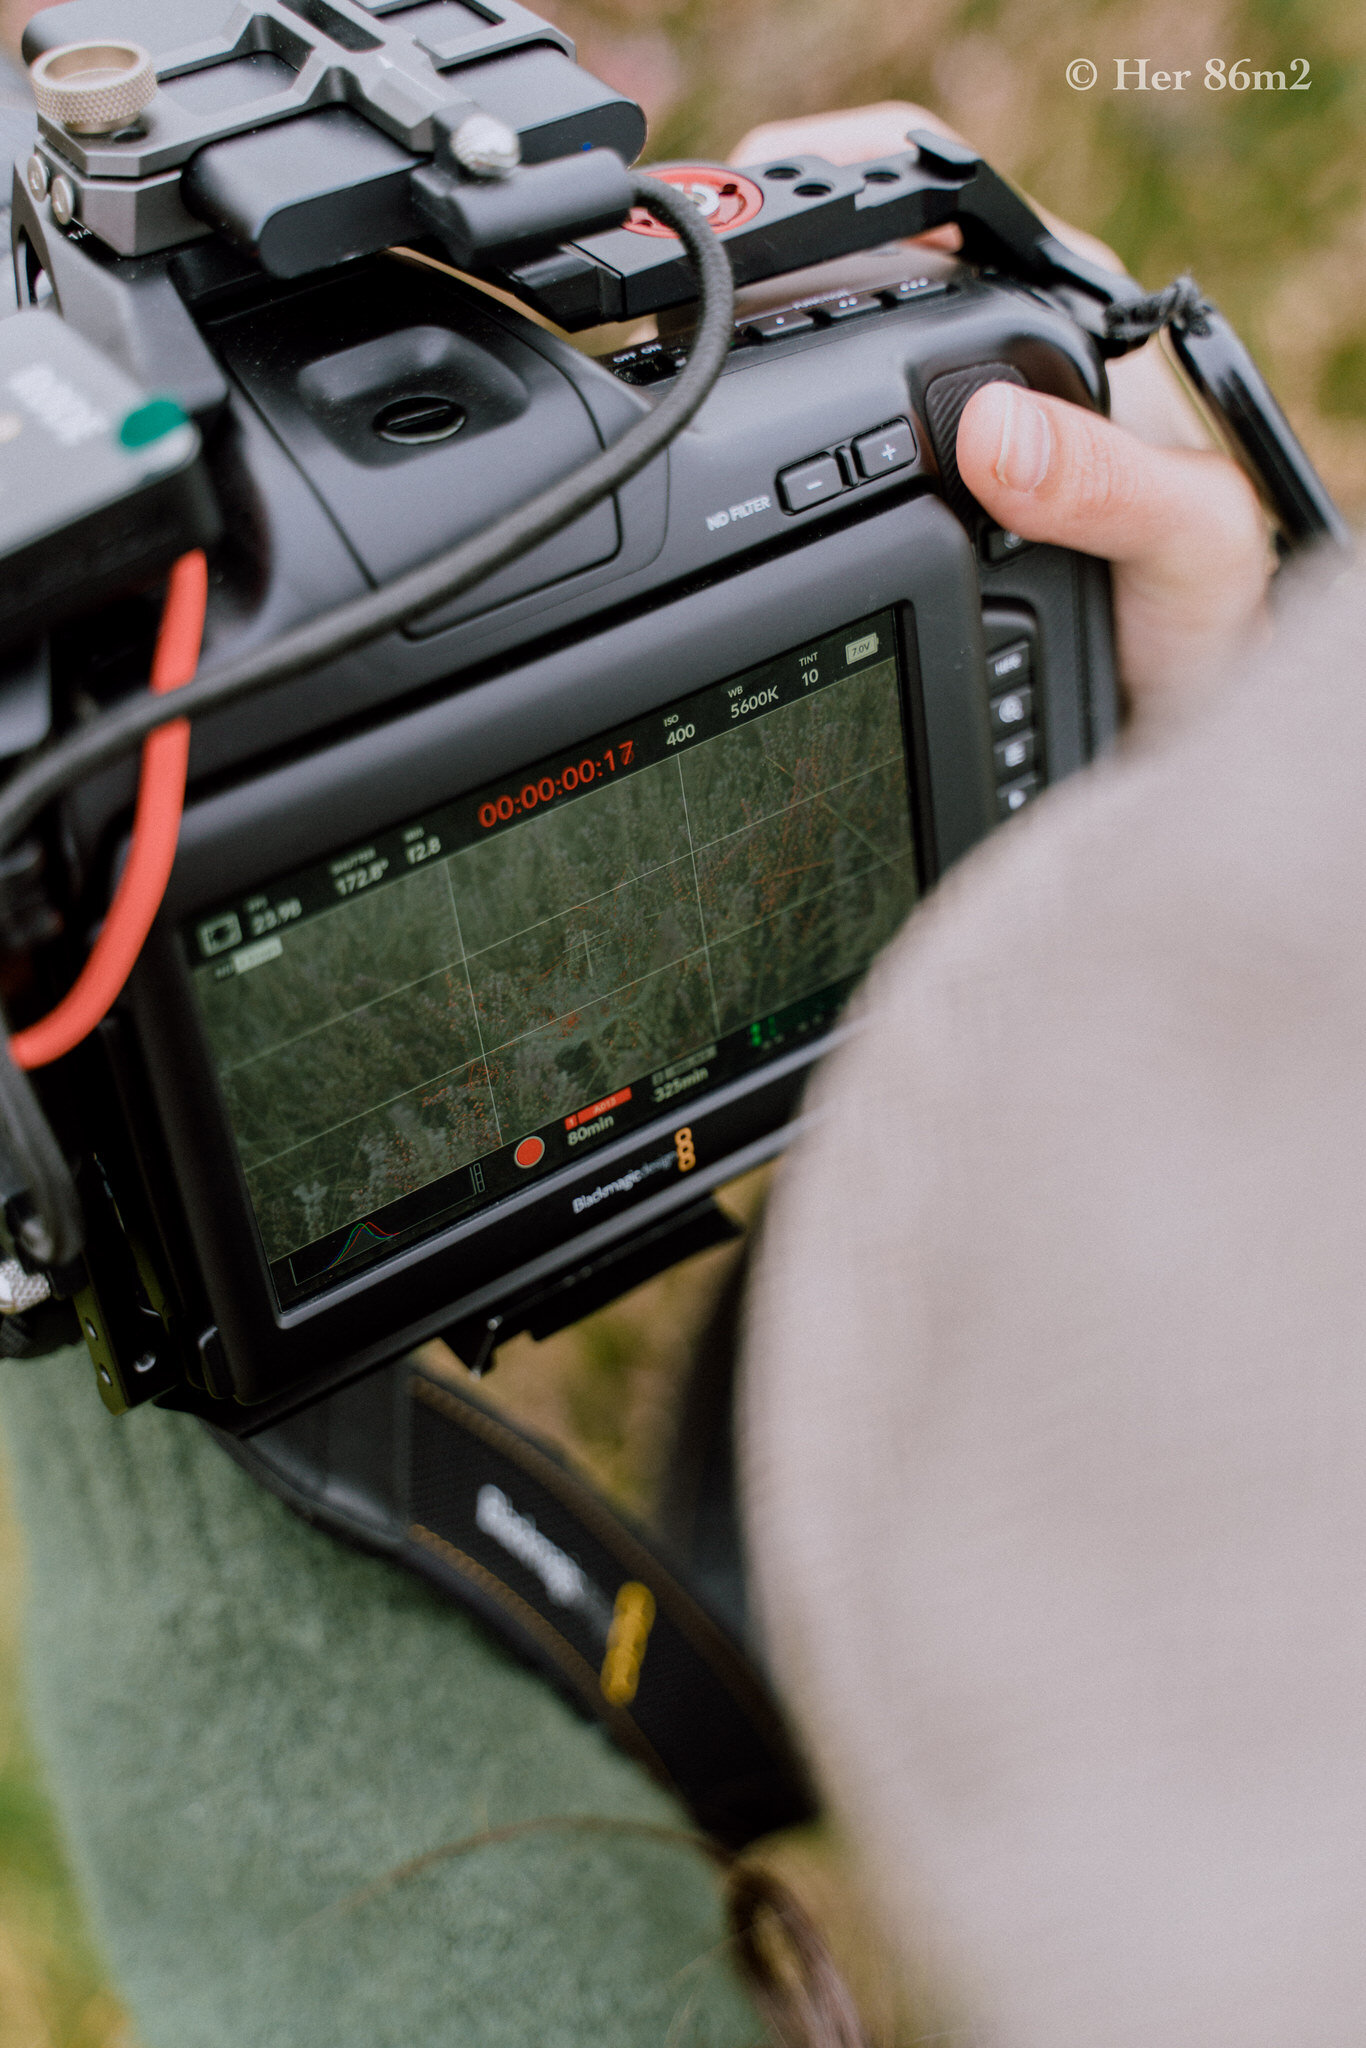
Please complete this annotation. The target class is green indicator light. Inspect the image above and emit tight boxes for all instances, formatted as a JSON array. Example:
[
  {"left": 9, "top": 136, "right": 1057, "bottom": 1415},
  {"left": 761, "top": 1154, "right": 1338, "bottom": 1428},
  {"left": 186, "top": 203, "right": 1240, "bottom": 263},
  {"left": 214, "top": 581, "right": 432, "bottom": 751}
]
[{"left": 118, "top": 397, "right": 188, "bottom": 449}]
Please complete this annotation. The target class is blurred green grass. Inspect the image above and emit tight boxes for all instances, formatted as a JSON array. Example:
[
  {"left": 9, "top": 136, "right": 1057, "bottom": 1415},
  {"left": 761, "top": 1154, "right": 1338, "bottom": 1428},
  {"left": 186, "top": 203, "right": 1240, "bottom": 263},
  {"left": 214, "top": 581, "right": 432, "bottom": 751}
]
[{"left": 0, "top": 1433, "right": 132, "bottom": 2048}]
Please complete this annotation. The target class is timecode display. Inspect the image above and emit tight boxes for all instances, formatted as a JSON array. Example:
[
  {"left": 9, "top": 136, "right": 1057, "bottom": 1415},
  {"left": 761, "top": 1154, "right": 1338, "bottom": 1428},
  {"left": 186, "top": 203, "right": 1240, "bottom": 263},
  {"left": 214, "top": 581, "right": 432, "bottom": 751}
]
[
  {"left": 189, "top": 610, "right": 895, "bottom": 963},
  {"left": 476, "top": 741, "right": 636, "bottom": 829}
]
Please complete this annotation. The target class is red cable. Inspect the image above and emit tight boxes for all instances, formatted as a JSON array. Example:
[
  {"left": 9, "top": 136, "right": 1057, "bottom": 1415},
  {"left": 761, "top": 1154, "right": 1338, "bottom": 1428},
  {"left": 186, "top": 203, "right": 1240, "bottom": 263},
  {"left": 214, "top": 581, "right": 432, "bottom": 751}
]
[{"left": 9, "top": 550, "right": 208, "bottom": 1071}]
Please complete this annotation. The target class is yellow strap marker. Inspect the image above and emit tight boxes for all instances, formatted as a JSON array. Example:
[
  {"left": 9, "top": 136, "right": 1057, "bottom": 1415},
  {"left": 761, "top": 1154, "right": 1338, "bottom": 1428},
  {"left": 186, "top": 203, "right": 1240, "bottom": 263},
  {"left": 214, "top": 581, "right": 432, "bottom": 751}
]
[
  {"left": 674, "top": 1125, "right": 696, "bottom": 1171},
  {"left": 600, "top": 1580, "right": 657, "bottom": 1705}
]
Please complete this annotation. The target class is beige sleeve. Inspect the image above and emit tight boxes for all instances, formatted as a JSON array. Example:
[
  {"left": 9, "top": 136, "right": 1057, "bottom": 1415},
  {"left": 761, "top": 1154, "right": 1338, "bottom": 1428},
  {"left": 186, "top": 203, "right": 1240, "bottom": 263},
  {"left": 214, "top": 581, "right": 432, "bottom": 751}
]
[{"left": 743, "top": 553, "right": 1366, "bottom": 2048}]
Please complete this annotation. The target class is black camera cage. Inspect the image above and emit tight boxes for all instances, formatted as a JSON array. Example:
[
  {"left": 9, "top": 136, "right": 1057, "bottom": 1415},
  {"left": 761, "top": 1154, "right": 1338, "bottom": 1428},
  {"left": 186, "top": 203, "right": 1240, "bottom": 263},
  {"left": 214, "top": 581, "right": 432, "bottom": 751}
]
[{"left": 0, "top": 0, "right": 1347, "bottom": 1416}]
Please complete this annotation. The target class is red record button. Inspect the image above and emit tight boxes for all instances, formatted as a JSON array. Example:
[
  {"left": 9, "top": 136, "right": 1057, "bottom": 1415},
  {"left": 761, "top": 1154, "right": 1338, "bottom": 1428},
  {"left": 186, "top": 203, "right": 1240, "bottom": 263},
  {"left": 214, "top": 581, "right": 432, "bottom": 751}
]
[{"left": 514, "top": 1136, "right": 546, "bottom": 1169}]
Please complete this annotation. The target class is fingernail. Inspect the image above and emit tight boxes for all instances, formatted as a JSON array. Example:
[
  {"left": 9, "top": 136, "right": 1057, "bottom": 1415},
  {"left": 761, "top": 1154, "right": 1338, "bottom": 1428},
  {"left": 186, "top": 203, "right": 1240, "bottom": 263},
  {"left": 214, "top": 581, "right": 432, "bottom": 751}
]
[{"left": 993, "top": 386, "right": 1052, "bottom": 493}]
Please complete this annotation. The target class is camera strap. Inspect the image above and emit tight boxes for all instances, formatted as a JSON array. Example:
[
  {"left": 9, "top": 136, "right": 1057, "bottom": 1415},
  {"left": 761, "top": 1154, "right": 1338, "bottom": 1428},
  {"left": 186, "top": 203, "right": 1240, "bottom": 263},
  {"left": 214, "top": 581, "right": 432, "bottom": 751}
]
[{"left": 227, "top": 1358, "right": 815, "bottom": 1851}]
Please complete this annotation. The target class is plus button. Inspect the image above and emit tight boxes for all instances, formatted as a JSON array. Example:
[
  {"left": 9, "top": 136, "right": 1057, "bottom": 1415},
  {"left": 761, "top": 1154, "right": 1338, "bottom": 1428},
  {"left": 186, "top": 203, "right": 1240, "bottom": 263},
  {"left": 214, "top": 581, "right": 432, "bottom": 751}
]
[{"left": 852, "top": 419, "right": 916, "bottom": 481}]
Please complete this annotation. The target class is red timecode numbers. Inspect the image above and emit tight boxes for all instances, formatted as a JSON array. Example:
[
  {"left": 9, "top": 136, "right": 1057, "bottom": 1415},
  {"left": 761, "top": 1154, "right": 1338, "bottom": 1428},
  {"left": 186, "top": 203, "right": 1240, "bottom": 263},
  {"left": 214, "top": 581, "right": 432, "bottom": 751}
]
[{"left": 477, "top": 740, "right": 634, "bottom": 830}]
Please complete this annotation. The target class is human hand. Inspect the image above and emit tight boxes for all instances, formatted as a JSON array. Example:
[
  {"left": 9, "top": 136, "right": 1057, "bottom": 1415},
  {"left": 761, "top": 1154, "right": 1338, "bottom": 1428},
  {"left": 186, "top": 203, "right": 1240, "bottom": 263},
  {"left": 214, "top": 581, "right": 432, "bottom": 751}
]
[
  {"left": 957, "top": 381, "right": 1271, "bottom": 716},
  {"left": 0, "top": 0, "right": 44, "bottom": 62},
  {"left": 730, "top": 106, "right": 1274, "bottom": 721}
]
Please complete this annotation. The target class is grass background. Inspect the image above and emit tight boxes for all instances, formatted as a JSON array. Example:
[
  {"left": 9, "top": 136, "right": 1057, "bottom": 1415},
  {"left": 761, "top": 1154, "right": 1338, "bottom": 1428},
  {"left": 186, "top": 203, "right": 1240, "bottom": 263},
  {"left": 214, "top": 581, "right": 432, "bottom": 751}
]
[
  {"left": 1, "top": 0, "right": 1363, "bottom": 2037},
  {"left": 0, "top": 1429, "right": 133, "bottom": 2048}
]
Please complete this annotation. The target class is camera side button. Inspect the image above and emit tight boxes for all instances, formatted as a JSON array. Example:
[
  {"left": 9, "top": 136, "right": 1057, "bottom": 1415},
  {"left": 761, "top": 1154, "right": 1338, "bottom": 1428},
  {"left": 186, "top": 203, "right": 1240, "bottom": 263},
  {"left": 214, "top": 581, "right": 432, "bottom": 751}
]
[
  {"left": 988, "top": 639, "right": 1031, "bottom": 690},
  {"left": 994, "top": 731, "right": 1036, "bottom": 780},
  {"left": 983, "top": 524, "right": 1033, "bottom": 563},
  {"left": 989, "top": 684, "right": 1033, "bottom": 736},
  {"left": 996, "top": 773, "right": 1041, "bottom": 819},
  {"left": 852, "top": 419, "right": 916, "bottom": 478},
  {"left": 880, "top": 278, "right": 950, "bottom": 306},
  {"left": 777, "top": 455, "right": 844, "bottom": 512},
  {"left": 821, "top": 293, "right": 882, "bottom": 322},
  {"left": 745, "top": 310, "right": 818, "bottom": 341}
]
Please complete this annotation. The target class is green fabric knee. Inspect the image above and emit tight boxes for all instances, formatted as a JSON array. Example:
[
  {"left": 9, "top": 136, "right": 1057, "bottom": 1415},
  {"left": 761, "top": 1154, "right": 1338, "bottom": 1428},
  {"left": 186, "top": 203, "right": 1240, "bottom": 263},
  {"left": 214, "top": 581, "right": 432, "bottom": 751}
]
[{"left": 0, "top": 1350, "right": 759, "bottom": 2048}]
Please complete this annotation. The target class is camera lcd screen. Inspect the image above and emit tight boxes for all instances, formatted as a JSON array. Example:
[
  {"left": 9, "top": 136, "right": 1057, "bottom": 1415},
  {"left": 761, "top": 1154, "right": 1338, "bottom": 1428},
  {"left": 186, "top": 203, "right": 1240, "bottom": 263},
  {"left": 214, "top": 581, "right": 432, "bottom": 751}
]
[{"left": 184, "top": 609, "right": 917, "bottom": 1306}]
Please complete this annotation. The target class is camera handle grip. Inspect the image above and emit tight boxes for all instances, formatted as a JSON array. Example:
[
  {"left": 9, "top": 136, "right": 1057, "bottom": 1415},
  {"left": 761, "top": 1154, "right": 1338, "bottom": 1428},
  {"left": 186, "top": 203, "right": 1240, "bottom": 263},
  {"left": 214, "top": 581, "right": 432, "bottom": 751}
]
[
  {"left": 1163, "top": 313, "right": 1351, "bottom": 554},
  {"left": 515, "top": 130, "right": 1347, "bottom": 558},
  {"left": 933, "top": 141, "right": 1351, "bottom": 555},
  {"left": 835, "top": 134, "right": 1352, "bottom": 557},
  {"left": 864, "top": 137, "right": 1349, "bottom": 557}
]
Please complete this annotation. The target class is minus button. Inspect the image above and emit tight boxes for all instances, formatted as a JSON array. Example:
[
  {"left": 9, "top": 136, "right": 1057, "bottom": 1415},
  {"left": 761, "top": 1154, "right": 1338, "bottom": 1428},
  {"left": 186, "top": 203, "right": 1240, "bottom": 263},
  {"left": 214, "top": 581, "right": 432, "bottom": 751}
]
[{"left": 777, "top": 454, "right": 845, "bottom": 511}]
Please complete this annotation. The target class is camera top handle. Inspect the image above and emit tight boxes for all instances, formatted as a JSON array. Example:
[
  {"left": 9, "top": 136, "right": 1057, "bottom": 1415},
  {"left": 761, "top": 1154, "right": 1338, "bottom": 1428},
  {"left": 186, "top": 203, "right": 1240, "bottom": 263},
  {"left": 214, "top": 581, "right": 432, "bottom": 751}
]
[
  {"left": 506, "top": 129, "right": 1348, "bottom": 558},
  {"left": 18, "top": 0, "right": 1343, "bottom": 553}
]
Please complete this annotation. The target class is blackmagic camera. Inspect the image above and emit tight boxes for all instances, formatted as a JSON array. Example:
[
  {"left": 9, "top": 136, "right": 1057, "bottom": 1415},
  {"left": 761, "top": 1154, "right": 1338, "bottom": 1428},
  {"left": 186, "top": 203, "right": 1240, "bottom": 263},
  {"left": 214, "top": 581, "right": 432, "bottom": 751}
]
[
  {"left": 0, "top": 0, "right": 1346, "bottom": 1839},
  {"left": 3, "top": 0, "right": 1344, "bottom": 1410}
]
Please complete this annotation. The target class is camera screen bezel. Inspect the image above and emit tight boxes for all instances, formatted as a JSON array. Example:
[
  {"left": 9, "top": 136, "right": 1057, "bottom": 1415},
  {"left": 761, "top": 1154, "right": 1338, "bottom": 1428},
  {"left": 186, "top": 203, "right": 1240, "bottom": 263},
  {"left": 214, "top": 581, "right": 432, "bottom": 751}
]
[
  {"left": 125, "top": 492, "right": 994, "bottom": 1411},
  {"left": 186, "top": 613, "right": 918, "bottom": 1308}
]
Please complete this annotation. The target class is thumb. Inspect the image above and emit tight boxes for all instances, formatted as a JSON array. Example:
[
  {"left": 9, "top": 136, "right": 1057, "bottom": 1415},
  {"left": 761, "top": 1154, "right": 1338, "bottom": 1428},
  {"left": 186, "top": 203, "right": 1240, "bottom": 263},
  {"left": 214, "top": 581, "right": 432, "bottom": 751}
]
[{"left": 956, "top": 382, "right": 1272, "bottom": 706}]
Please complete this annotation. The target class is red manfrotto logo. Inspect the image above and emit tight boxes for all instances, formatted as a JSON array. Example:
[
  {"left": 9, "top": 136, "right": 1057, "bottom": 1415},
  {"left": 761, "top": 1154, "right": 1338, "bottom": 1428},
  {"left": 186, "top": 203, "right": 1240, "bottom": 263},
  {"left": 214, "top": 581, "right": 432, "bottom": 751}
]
[{"left": 625, "top": 167, "right": 765, "bottom": 238}]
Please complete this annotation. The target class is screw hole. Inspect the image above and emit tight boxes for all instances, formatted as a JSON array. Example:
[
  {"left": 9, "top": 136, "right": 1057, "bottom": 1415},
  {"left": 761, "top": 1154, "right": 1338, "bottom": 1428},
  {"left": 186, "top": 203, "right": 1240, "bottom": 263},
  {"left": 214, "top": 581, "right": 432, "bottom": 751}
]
[{"left": 794, "top": 181, "right": 833, "bottom": 199}]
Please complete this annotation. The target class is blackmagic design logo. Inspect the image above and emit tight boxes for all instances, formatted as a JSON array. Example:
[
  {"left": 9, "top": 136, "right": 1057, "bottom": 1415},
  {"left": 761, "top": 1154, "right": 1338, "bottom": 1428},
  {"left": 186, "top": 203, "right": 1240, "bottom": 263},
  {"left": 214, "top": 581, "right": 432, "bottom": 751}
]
[
  {"left": 474, "top": 1483, "right": 613, "bottom": 1637},
  {"left": 571, "top": 1149, "right": 677, "bottom": 1216}
]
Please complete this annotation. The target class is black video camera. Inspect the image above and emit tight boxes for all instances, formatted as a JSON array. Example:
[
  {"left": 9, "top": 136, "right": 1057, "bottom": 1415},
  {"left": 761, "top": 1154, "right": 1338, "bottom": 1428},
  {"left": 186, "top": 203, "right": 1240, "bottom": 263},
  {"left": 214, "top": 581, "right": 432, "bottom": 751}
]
[
  {"left": 1, "top": 0, "right": 1346, "bottom": 1842},
  {"left": 2, "top": 0, "right": 1342, "bottom": 1426}
]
